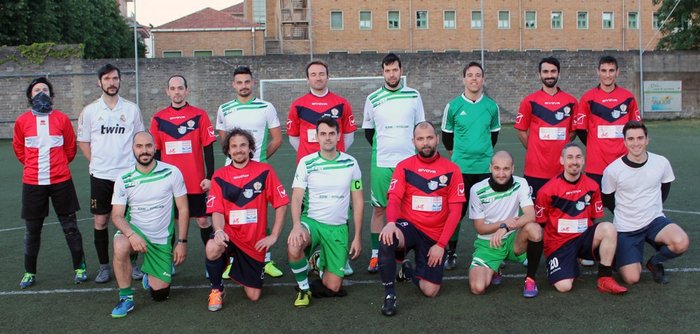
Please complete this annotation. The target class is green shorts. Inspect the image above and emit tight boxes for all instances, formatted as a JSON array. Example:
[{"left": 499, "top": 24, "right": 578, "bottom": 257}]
[
  {"left": 116, "top": 229, "right": 173, "bottom": 284},
  {"left": 470, "top": 232, "right": 525, "bottom": 272},
  {"left": 370, "top": 165, "right": 394, "bottom": 207},
  {"left": 301, "top": 217, "right": 348, "bottom": 278}
]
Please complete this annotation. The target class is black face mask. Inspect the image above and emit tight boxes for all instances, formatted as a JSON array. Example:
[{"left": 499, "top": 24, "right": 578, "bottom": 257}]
[
  {"left": 488, "top": 175, "right": 514, "bottom": 192},
  {"left": 31, "top": 92, "right": 53, "bottom": 115}
]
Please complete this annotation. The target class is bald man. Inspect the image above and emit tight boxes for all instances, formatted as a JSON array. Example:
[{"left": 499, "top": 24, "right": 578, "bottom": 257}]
[
  {"left": 109, "top": 131, "right": 189, "bottom": 318},
  {"left": 467, "top": 151, "right": 542, "bottom": 297}
]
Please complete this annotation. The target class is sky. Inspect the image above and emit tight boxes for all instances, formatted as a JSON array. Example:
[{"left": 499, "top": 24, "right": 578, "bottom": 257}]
[{"left": 129, "top": 0, "right": 243, "bottom": 27}]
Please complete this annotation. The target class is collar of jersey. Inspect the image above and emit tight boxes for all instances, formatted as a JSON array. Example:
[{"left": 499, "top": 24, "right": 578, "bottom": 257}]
[
  {"left": 100, "top": 95, "right": 123, "bottom": 111},
  {"left": 316, "top": 151, "right": 340, "bottom": 161},
  {"left": 134, "top": 160, "right": 158, "bottom": 176},
  {"left": 381, "top": 84, "right": 403, "bottom": 93},
  {"left": 461, "top": 93, "right": 484, "bottom": 104},
  {"left": 310, "top": 89, "right": 329, "bottom": 98},
  {"left": 417, "top": 152, "right": 440, "bottom": 163},
  {"left": 233, "top": 97, "right": 257, "bottom": 105}
]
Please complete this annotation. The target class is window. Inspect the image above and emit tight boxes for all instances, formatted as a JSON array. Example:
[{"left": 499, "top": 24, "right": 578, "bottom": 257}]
[
  {"left": 252, "top": 0, "right": 266, "bottom": 25},
  {"left": 193, "top": 50, "right": 212, "bottom": 57},
  {"left": 628, "top": 12, "right": 639, "bottom": 29},
  {"left": 162, "top": 51, "right": 182, "bottom": 58},
  {"left": 360, "top": 11, "right": 372, "bottom": 29},
  {"left": 224, "top": 49, "right": 243, "bottom": 57},
  {"left": 603, "top": 11, "right": 614, "bottom": 29},
  {"left": 388, "top": 11, "right": 400, "bottom": 29},
  {"left": 525, "top": 11, "right": 536, "bottom": 29},
  {"left": 577, "top": 12, "right": 588, "bottom": 29},
  {"left": 330, "top": 11, "right": 343, "bottom": 30},
  {"left": 416, "top": 10, "right": 428, "bottom": 29},
  {"left": 551, "top": 11, "right": 562, "bottom": 29},
  {"left": 498, "top": 11, "right": 510, "bottom": 29},
  {"left": 443, "top": 10, "right": 456, "bottom": 29},
  {"left": 653, "top": 12, "right": 660, "bottom": 30},
  {"left": 471, "top": 11, "right": 482, "bottom": 29}
]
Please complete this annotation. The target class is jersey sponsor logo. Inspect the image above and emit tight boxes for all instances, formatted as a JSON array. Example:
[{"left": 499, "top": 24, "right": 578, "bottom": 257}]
[
  {"left": 418, "top": 168, "right": 436, "bottom": 174},
  {"left": 277, "top": 185, "right": 287, "bottom": 198},
  {"left": 574, "top": 114, "right": 586, "bottom": 125},
  {"left": 575, "top": 201, "right": 585, "bottom": 211},
  {"left": 428, "top": 180, "right": 438, "bottom": 190},
  {"left": 459, "top": 110, "right": 467, "bottom": 116},
  {"left": 595, "top": 201, "right": 603, "bottom": 213},
  {"left": 286, "top": 119, "right": 293, "bottom": 130},
  {"left": 101, "top": 124, "right": 126, "bottom": 134},
  {"left": 207, "top": 195, "right": 215, "bottom": 208},
  {"left": 535, "top": 205, "right": 544, "bottom": 218},
  {"left": 389, "top": 179, "right": 398, "bottom": 191},
  {"left": 515, "top": 113, "right": 524, "bottom": 124},
  {"left": 243, "top": 189, "right": 254, "bottom": 198},
  {"left": 458, "top": 183, "right": 465, "bottom": 196},
  {"left": 207, "top": 126, "right": 215, "bottom": 138},
  {"left": 349, "top": 114, "right": 355, "bottom": 126}
]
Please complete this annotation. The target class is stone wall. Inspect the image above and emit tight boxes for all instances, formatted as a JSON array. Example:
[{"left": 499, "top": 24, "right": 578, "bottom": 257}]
[{"left": 1, "top": 50, "right": 698, "bottom": 138}]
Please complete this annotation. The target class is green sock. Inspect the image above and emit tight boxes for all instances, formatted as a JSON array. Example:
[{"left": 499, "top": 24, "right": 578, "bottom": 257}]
[
  {"left": 289, "top": 258, "right": 309, "bottom": 291},
  {"left": 119, "top": 287, "right": 133, "bottom": 298},
  {"left": 371, "top": 233, "right": 379, "bottom": 254}
]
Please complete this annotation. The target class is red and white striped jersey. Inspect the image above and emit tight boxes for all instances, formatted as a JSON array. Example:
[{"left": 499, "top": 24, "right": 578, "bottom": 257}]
[{"left": 13, "top": 110, "right": 76, "bottom": 185}]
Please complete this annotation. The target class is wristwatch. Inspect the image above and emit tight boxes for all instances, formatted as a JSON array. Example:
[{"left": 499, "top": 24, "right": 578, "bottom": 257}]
[{"left": 499, "top": 223, "right": 509, "bottom": 232}]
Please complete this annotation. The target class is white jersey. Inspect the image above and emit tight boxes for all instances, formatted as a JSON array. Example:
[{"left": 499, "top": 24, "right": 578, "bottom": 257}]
[
  {"left": 215, "top": 97, "right": 280, "bottom": 162},
  {"left": 601, "top": 152, "right": 675, "bottom": 232},
  {"left": 469, "top": 176, "right": 533, "bottom": 240},
  {"left": 292, "top": 151, "right": 362, "bottom": 226},
  {"left": 112, "top": 161, "right": 187, "bottom": 244},
  {"left": 77, "top": 96, "right": 144, "bottom": 181},
  {"left": 362, "top": 85, "right": 425, "bottom": 168}
]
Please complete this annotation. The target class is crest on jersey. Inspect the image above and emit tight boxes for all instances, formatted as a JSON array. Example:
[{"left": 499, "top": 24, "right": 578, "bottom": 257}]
[
  {"left": 389, "top": 179, "right": 398, "bottom": 191},
  {"left": 574, "top": 114, "right": 586, "bottom": 125},
  {"left": 535, "top": 205, "right": 544, "bottom": 218},
  {"left": 563, "top": 106, "right": 571, "bottom": 116},
  {"left": 243, "top": 189, "right": 253, "bottom": 199},
  {"left": 576, "top": 201, "right": 585, "bottom": 211},
  {"left": 585, "top": 194, "right": 591, "bottom": 205},
  {"left": 331, "top": 108, "right": 339, "bottom": 118},
  {"left": 277, "top": 185, "right": 287, "bottom": 198},
  {"left": 286, "top": 119, "right": 293, "bottom": 130},
  {"left": 428, "top": 180, "right": 438, "bottom": 191},
  {"left": 555, "top": 111, "right": 564, "bottom": 121},
  {"left": 187, "top": 120, "right": 195, "bottom": 128},
  {"left": 253, "top": 181, "right": 262, "bottom": 192},
  {"left": 620, "top": 104, "right": 627, "bottom": 112},
  {"left": 515, "top": 114, "right": 524, "bottom": 124},
  {"left": 120, "top": 114, "right": 127, "bottom": 122},
  {"left": 612, "top": 109, "right": 621, "bottom": 119},
  {"left": 208, "top": 126, "right": 215, "bottom": 138},
  {"left": 458, "top": 183, "right": 465, "bottom": 196},
  {"left": 349, "top": 114, "right": 356, "bottom": 126},
  {"left": 206, "top": 196, "right": 215, "bottom": 208},
  {"left": 178, "top": 126, "right": 187, "bottom": 134},
  {"left": 438, "top": 175, "right": 448, "bottom": 186}
]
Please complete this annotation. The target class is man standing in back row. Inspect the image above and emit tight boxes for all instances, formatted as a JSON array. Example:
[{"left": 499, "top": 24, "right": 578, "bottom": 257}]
[
  {"left": 440, "top": 61, "right": 500, "bottom": 269},
  {"left": 363, "top": 53, "right": 425, "bottom": 273},
  {"left": 514, "top": 56, "right": 577, "bottom": 297},
  {"left": 575, "top": 55, "right": 641, "bottom": 186},
  {"left": 78, "top": 64, "right": 145, "bottom": 283}
]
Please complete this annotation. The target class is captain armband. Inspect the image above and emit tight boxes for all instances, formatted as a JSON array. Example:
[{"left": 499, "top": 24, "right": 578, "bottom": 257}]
[{"left": 351, "top": 179, "right": 363, "bottom": 191}]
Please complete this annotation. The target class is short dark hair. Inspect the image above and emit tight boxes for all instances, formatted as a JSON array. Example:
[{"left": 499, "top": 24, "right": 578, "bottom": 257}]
[
  {"left": 233, "top": 66, "right": 253, "bottom": 79},
  {"left": 97, "top": 63, "right": 121, "bottom": 80},
  {"left": 316, "top": 116, "right": 339, "bottom": 133},
  {"left": 539, "top": 56, "right": 560, "bottom": 72},
  {"left": 223, "top": 128, "right": 256, "bottom": 159},
  {"left": 382, "top": 53, "right": 402, "bottom": 69},
  {"left": 622, "top": 120, "right": 647, "bottom": 137},
  {"left": 26, "top": 77, "right": 54, "bottom": 103},
  {"left": 463, "top": 62, "right": 484, "bottom": 77},
  {"left": 167, "top": 75, "right": 188, "bottom": 89},
  {"left": 306, "top": 60, "right": 329, "bottom": 78},
  {"left": 561, "top": 142, "right": 584, "bottom": 156},
  {"left": 598, "top": 55, "right": 618, "bottom": 69}
]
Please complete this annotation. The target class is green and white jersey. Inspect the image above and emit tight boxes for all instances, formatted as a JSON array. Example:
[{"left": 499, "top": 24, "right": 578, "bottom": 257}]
[
  {"left": 292, "top": 151, "right": 362, "bottom": 226},
  {"left": 215, "top": 97, "right": 280, "bottom": 162},
  {"left": 362, "top": 85, "right": 425, "bottom": 168},
  {"left": 112, "top": 161, "right": 187, "bottom": 244},
  {"left": 441, "top": 94, "right": 500, "bottom": 174},
  {"left": 468, "top": 176, "right": 532, "bottom": 240}
]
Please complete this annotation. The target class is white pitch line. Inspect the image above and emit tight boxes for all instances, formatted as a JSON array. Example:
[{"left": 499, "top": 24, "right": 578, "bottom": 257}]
[
  {"left": 664, "top": 209, "right": 700, "bottom": 215},
  {"left": 2, "top": 267, "right": 699, "bottom": 296},
  {"left": 0, "top": 217, "right": 93, "bottom": 233}
]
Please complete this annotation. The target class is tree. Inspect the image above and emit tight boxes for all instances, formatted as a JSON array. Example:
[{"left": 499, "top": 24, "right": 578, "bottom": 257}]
[
  {"left": 0, "top": 0, "right": 145, "bottom": 58},
  {"left": 654, "top": 0, "right": 700, "bottom": 50}
]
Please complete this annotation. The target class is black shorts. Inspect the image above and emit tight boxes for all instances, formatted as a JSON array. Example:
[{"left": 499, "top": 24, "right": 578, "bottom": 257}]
[
  {"left": 90, "top": 175, "right": 115, "bottom": 215},
  {"left": 175, "top": 193, "right": 207, "bottom": 218},
  {"left": 221, "top": 239, "right": 264, "bottom": 289},
  {"left": 524, "top": 175, "right": 550, "bottom": 201},
  {"left": 546, "top": 223, "right": 600, "bottom": 284},
  {"left": 395, "top": 219, "right": 447, "bottom": 285},
  {"left": 22, "top": 179, "right": 80, "bottom": 220},
  {"left": 460, "top": 173, "right": 491, "bottom": 219}
]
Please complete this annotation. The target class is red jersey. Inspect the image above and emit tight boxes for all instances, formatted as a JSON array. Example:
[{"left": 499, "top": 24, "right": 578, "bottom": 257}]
[
  {"left": 575, "top": 86, "right": 641, "bottom": 175},
  {"left": 535, "top": 174, "right": 604, "bottom": 256},
  {"left": 206, "top": 161, "right": 289, "bottom": 261},
  {"left": 287, "top": 91, "right": 357, "bottom": 162},
  {"left": 13, "top": 110, "right": 76, "bottom": 185},
  {"left": 514, "top": 88, "right": 577, "bottom": 179},
  {"left": 150, "top": 104, "right": 216, "bottom": 194},
  {"left": 387, "top": 154, "right": 465, "bottom": 247}
]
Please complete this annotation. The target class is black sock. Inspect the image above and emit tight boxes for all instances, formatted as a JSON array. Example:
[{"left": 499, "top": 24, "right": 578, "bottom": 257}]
[
  {"left": 58, "top": 213, "right": 85, "bottom": 269},
  {"left": 94, "top": 228, "right": 109, "bottom": 265},
  {"left": 206, "top": 256, "right": 227, "bottom": 291},
  {"left": 598, "top": 264, "right": 613, "bottom": 278},
  {"left": 24, "top": 218, "right": 44, "bottom": 273},
  {"left": 200, "top": 225, "right": 213, "bottom": 246},
  {"left": 378, "top": 236, "right": 398, "bottom": 296},
  {"left": 447, "top": 240, "right": 457, "bottom": 256},
  {"left": 526, "top": 240, "right": 543, "bottom": 279}
]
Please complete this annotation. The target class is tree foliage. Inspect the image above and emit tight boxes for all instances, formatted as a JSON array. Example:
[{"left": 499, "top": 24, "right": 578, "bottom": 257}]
[
  {"left": 654, "top": 0, "right": 700, "bottom": 50},
  {"left": 0, "top": 0, "right": 145, "bottom": 58}
]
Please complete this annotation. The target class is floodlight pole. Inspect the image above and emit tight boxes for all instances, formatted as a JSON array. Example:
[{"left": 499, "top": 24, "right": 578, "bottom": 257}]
[
  {"left": 638, "top": 0, "right": 644, "bottom": 117},
  {"left": 480, "top": 0, "right": 485, "bottom": 68},
  {"left": 133, "top": 0, "right": 140, "bottom": 107}
]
